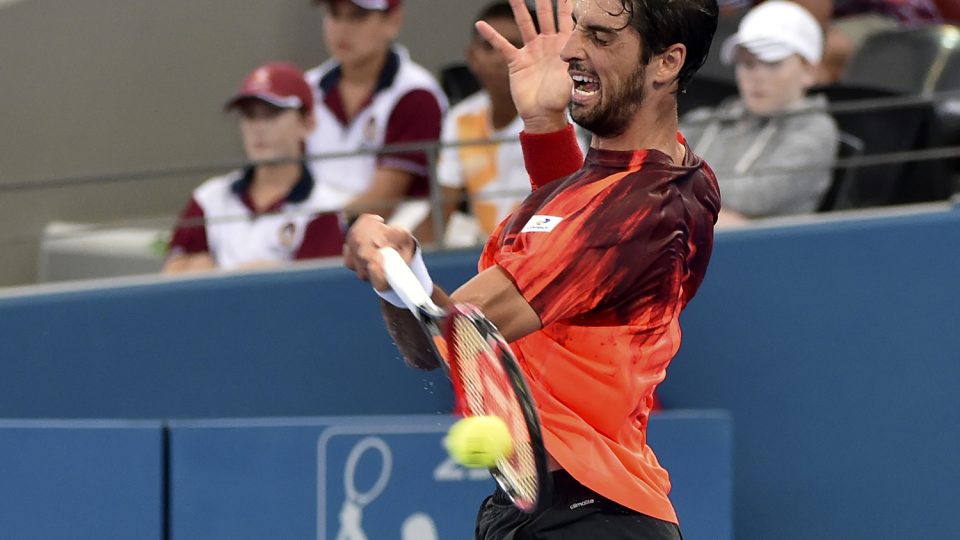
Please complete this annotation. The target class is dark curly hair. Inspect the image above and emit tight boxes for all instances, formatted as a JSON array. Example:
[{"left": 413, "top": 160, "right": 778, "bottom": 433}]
[{"left": 608, "top": 0, "right": 719, "bottom": 92}]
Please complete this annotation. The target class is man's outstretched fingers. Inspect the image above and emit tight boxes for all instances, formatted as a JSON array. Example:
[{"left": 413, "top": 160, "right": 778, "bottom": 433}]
[
  {"left": 557, "top": 0, "right": 574, "bottom": 34},
  {"left": 534, "top": 0, "right": 557, "bottom": 35},
  {"left": 476, "top": 20, "right": 520, "bottom": 64},
  {"left": 508, "top": 0, "right": 540, "bottom": 43}
]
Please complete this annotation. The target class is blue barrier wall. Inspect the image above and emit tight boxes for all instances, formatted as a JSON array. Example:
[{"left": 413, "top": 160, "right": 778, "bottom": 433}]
[
  {"left": 0, "top": 420, "right": 164, "bottom": 540},
  {"left": 168, "top": 413, "right": 731, "bottom": 540},
  {"left": 658, "top": 208, "right": 960, "bottom": 540},
  {"left": 0, "top": 414, "right": 730, "bottom": 539},
  {"left": 0, "top": 262, "right": 468, "bottom": 418},
  {"left": 1, "top": 207, "right": 959, "bottom": 538}
]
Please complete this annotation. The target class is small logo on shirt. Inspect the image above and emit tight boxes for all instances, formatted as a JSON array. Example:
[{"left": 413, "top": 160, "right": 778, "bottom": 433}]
[
  {"left": 569, "top": 498, "right": 595, "bottom": 510},
  {"left": 362, "top": 116, "right": 378, "bottom": 144},
  {"left": 278, "top": 221, "right": 297, "bottom": 248},
  {"left": 521, "top": 215, "right": 564, "bottom": 233}
]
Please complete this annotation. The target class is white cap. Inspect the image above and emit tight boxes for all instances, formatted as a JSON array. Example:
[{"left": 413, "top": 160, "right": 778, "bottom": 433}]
[{"left": 721, "top": 1, "right": 823, "bottom": 65}]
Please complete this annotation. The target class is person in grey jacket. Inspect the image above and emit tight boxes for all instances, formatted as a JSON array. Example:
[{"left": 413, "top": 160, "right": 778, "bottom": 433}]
[{"left": 682, "top": 1, "right": 838, "bottom": 226}]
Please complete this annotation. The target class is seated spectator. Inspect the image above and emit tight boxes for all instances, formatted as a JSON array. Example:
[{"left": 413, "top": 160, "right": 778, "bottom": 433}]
[
  {"left": 822, "top": 0, "right": 943, "bottom": 82},
  {"left": 681, "top": 1, "right": 839, "bottom": 225},
  {"left": 718, "top": 0, "right": 939, "bottom": 27},
  {"left": 164, "top": 63, "right": 344, "bottom": 273},
  {"left": 305, "top": 0, "right": 446, "bottom": 224},
  {"left": 720, "top": 0, "right": 834, "bottom": 25},
  {"left": 714, "top": 1, "right": 942, "bottom": 83},
  {"left": 435, "top": 2, "right": 533, "bottom": 247},
  {"left": 833, "top": 0, "right": 941, "bottom": 24}
]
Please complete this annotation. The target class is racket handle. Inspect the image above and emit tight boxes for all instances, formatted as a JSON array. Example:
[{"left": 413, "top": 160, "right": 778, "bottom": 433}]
[{"left": 378, "top": 247, "right": 434, "bottom": 313}]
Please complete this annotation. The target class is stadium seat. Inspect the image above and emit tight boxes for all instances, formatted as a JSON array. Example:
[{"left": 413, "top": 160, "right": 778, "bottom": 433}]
[
  {"left": 439, "top": 63, "right": 481, "bottom": 107},
  {"left": 812, "top": 83, "right": 949, "bottom": 207},
  {"left": 841, "top": 25, "right": 960, "bottom": 95},
  {"left": 934, "top": 46, "right": 960, "bottom": 93},
  {"left": 819, "top": 131, "right": 865, "bottom": 212},
  {"left": 931, "top": 38, "right": 960, "bottom": 197}
]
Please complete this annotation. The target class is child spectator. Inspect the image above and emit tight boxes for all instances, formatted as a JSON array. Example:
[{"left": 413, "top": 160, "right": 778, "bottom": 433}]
[
  {"left": 305, "top": 0, "right": 446, "bottom": 223},
  {"left": 682, "top": 1, "right": 839, "bottom": 225},
  {"left": 165, "top": 63, "right": 343, "bottom": 273}
]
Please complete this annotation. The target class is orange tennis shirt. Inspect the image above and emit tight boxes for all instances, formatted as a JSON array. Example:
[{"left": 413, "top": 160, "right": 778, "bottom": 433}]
[{"left": 478, "top": 133, "right": 720, "bottom": 524}]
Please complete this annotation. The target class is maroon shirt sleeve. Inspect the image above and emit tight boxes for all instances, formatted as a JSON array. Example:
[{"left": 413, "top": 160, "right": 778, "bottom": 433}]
[
  {"left": 294, "top": 212, "right": 345, "bottom": 260},
  {"left": 379, "top": 89, "right": 443, "bottom": 197},
  {"left": 167, "top": 198, "right": 209, "bottom": 256},
  {"left": 519, "top": 124, "right": 584, "bottom": 190}
]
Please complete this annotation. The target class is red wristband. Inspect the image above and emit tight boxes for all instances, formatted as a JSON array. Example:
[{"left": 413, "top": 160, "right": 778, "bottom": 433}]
[{"left": 520, "top": 124, "right": 584, "bottom": 190}]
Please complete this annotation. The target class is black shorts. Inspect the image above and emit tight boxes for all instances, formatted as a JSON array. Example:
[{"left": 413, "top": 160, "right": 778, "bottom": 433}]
[{"left": 475, "top": 469, "right": 683, "bottom": 540}]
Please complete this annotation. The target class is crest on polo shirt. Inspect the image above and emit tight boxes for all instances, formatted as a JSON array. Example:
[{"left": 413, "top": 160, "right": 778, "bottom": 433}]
[
  {"left": 362, "top": 116, "right": 378, "bottom": 145},
  {"left": 279, "top": 221, "right": 297, "bottom": 248}
]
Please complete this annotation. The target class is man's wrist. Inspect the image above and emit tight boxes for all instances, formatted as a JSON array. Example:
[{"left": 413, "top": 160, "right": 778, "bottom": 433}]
[
  {"left": 520, "top": 124, "right": 584, "bottom": 189},
  {"left": 520, "top": 114, "right": 570, "bottom": 135},
  {"left": 375, "top": 244, "right": 433, "bottom": 308}
]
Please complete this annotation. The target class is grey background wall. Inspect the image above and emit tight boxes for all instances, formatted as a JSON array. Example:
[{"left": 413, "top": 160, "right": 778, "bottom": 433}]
[{"left": 0, "top": 0, "right": 481, "bottom": 286}]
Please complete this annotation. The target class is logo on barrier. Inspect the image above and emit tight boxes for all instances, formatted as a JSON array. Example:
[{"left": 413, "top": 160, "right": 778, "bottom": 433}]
[
  {"left": 317, "top": 424, "right": 494, "bottom": 539},
  {"left": 334, "top": 437, "right": 407, "bottom": 539}
]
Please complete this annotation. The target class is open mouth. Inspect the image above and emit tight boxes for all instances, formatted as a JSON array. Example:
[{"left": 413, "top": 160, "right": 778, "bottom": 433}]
[{"left": 571, "top": 73, "right": 600, "bottom": 98}]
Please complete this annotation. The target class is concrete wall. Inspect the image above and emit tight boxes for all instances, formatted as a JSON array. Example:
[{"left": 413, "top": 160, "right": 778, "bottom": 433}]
[{"left": 0, "top": 0, "right": 482, "bottom": 286}]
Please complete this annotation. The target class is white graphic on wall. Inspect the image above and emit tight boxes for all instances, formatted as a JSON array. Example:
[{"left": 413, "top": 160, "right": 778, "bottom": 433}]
[
  {"left": 401, "top": 512, "right": 439, "bottom": 539},
  {"left": 333, "top": 436, "right": 438, "bottom": 540},
  {"left": 433, "top": 455, "right": 492, "bottom": 481}
]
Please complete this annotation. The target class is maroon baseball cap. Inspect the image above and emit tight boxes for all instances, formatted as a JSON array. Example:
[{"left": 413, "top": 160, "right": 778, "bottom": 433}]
[
  {"left": 224, "top": 62, "right": 314, "bottom": 112},
  {"left": 317, "top": 0, "right": 402, "bottom": 10}
]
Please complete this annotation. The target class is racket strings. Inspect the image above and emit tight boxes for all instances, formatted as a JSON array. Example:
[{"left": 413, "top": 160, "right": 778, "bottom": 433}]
[{"left": 452, "top": 319, "right": 538, "bottom": 507}]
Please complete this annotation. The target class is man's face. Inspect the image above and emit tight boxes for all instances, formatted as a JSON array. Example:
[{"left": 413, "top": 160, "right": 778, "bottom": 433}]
[
  {"left": 735, "top": 48, "right": 815, "bottom": 115},
  {"left": 322, "top": 0, "right": 400, "bottom": 67},
  {"left": 237, "top": 100, "right": 313, "bottom": 162},
  {"left": 467, "top": 16, "right": 522, "bottom": 97},
  {"left": 561, "top": 0, "right": 648, "bottom": 138}
]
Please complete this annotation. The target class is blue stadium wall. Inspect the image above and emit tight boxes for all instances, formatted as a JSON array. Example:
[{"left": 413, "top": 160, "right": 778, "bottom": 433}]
[
  {"left": 0, "top": 413, "right": 731, "bottom": 540},
  {"left": 0, "top": 205, "right": 958, "bottom": 539}
]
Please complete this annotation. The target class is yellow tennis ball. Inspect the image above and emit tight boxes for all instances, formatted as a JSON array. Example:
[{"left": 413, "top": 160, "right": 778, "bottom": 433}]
[{"left": 444, "top": 415, "right": 514, "bottom": 468}]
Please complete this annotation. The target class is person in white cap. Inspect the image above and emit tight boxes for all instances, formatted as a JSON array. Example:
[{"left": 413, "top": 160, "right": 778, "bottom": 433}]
[
  {"left": 682, "top": 0, "right": 839, "bottom": 224},
  {"left": 305, "top": 0, "right": 447, "bottom": 227},
  {"left": 165, "top": 62, "right": 344, "bottom": 273}
]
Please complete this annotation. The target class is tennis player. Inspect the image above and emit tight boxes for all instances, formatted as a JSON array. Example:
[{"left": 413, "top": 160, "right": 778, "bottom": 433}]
[{"left": 344, "top": 0, "right": 720, "bottom": 538}]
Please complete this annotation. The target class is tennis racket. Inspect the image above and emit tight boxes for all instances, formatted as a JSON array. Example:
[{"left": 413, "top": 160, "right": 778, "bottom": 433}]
[{"left": 378, "top": 247, "right": 548, "bottom": 513}]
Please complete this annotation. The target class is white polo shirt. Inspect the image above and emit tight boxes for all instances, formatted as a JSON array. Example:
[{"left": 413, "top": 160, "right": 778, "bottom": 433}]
[
  {"left": 437, "top": 91, "right": 590, "bottom": 245},
  {"left": 305, "top": 45, "right": 448, "bottom": 211},
  {"left": 437, "top": 90, "right": 530, "bottom": 240},
  {"left": 167, "top": 166, "right": 344, "bottom": 269}
]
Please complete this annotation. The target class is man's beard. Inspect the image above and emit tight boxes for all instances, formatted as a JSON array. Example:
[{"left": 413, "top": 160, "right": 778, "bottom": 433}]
[{"left": 569, "top": 64, "right": 646, "bottom": 138}]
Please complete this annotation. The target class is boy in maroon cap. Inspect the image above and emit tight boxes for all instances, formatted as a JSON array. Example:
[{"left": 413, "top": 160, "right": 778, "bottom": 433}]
[
  {"left": 164, "top": 62, "right": 344, "bottom": 273},
  {"left": 306, "top": 0, "right": 446, "bottom": 227}
]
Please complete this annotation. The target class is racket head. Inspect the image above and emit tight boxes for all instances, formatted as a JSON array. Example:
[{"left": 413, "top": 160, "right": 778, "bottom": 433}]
[{"left": 443, "top": 303, "right": 548, "bottom": 513}]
